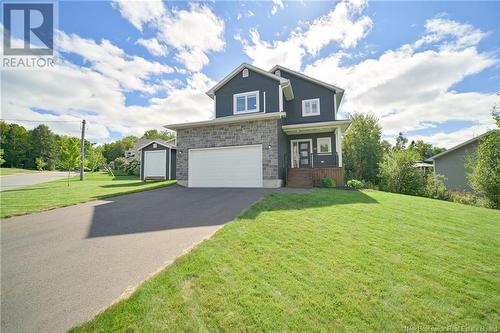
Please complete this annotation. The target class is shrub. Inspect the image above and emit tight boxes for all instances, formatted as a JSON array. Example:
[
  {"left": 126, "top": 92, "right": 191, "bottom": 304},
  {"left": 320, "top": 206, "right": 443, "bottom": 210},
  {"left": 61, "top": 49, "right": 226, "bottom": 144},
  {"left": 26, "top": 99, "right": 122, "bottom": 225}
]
[
  {"left": 378, "top": 149, "right": 423, "bottom": 196},
  {"left": 423, "top": 174, "right": 449, "bottom": 200},
  {"left": 124, "top": 159, "right": 140, "bottom": 176},
  {"left": 346, "top": 179, "right": 364, "bottom": 189},
  {"left": 35, "top": 157, "right": 45, "bottom": 171},
  {"left": 113, "top": 157, "right": 126, "bottom": 170},
  {"left": 321, "top": 176, "right": 336, "bottom": 188},
  {"left": 466, "top": 131, "right": 500, "bottom": 209}
]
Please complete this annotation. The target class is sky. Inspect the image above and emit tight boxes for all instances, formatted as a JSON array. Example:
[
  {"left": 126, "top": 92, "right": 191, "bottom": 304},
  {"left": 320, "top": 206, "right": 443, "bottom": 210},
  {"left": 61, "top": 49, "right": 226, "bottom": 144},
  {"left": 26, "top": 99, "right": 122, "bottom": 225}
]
[{"left": 1, "top": 0, "right": 499, "bottom": 148}]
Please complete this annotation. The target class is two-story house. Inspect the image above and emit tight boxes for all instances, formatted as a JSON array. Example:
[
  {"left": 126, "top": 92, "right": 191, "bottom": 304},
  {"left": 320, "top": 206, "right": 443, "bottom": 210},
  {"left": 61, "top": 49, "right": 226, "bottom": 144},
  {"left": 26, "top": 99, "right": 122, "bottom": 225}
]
[{"left": 165, "top": 63, "right": 351, "bottom": 188}]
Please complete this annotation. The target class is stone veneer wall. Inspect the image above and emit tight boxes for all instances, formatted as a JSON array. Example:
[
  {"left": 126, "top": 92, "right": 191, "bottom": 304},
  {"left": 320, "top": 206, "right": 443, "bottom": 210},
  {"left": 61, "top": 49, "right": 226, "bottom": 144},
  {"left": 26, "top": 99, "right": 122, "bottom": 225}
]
[{"left": 176, "top": 119, "right": 280, "bottom": 184}]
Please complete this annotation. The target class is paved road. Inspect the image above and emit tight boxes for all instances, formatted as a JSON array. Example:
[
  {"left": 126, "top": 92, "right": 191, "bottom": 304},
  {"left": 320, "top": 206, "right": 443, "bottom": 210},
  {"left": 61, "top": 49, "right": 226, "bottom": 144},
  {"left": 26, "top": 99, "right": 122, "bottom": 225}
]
[
  {"left": 1, "top": 186, "right": 279, "bottom": 333},
  {"left": 0, "top": 171, "right": 74, "bottom": 191}
]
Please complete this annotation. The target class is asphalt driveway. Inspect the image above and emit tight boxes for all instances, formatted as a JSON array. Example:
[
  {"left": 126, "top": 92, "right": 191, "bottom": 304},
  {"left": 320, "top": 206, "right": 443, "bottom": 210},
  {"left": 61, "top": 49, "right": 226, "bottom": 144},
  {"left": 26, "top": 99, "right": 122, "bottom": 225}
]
[
  {"left": 0, "top": 171, "right": 74, "bottom": 191},
  {"left": 1, "top": 186, "right": 276, "bottom": 333}
]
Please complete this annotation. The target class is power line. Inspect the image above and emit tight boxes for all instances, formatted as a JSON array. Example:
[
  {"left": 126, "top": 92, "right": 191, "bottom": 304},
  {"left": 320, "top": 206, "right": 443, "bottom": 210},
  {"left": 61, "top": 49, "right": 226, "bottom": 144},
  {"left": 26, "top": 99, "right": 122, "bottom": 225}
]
[{"left": 0, "top": 118, "right": 82, "bottom": 123}]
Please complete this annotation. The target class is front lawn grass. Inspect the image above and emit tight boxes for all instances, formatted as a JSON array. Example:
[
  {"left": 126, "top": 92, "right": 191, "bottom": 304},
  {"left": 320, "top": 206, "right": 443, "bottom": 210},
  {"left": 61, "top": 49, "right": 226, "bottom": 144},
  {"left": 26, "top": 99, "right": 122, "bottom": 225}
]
[
  {"left": 0, "top": 167, "right": 38, "bottom": 175},
  {"left": 0, "top": 172, "right": 175, "bottom": 218},
  {"left": 72, "top": 189, "right": 499, "bottom": 332}
]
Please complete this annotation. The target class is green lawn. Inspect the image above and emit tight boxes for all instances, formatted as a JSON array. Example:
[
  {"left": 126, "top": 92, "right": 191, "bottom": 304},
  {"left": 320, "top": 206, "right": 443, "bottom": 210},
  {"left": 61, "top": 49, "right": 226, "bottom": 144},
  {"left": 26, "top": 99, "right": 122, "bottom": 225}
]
[
  {"left": 71, "top": 189, "right": 499, "bottom": 332},
  {"left": 0, "top": 167, "right": 38, "bottom": 175},
  {"left": 0, "top": 172, "right": 175, "bottom": 218}
]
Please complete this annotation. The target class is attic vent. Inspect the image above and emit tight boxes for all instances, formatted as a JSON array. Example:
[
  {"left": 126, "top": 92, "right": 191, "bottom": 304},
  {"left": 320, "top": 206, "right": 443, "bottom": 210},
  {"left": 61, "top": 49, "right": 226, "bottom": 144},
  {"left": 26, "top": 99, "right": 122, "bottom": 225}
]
[
  {"left": 242, "top": 68, "right": 249, "bottom": 78},
  {"left": 275, "top": 70, "right": 281, "bottom": 77},
  {"left": 153, "top": 143, "right": 157, "bottom": 148}
]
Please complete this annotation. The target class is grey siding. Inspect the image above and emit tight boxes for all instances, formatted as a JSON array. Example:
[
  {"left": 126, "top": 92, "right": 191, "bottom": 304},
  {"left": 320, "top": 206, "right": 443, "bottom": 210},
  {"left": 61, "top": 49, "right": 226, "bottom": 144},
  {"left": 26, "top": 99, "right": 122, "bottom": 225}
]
[
  {"left": 140, "top": 142, "right": 176, "bottom": 180},
  {"left": 278, "top": 70, "right": 336, "bottom": 125},
  {"left": 175, "top": 119, "right": 281, "bottom": 183},
  {"left": 287, "top": 132, "right": 338, "bottom": 168},
  {"left": 215, "top": 68, "right": 280, "bottom": 118},
  {"left": 434, "top": 141, "right": 478, "bottom": 191}
]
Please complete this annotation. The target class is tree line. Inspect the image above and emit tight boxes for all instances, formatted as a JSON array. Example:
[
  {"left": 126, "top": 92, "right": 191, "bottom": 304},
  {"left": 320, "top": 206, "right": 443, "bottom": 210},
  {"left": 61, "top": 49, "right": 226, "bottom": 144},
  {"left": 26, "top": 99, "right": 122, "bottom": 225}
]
[
  {"left": 342, "top": 113, "right": 499, "bottom": 209},
  {"left": 0, "top": 121, "right": 174, "bottom": 172}
]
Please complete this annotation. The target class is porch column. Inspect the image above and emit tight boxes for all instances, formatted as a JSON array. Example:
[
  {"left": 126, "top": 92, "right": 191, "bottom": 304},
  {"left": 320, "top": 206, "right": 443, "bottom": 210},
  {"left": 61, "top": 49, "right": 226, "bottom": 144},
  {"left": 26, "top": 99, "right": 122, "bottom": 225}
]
[{"left": 336, "top": 128, "right": 343, "bottom": 167}]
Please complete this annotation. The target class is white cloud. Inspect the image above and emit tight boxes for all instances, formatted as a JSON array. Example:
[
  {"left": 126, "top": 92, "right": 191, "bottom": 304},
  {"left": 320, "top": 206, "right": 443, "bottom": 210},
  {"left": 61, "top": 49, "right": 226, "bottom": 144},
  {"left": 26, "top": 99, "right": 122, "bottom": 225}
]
[
  {"left": 56, "top": 31, "right": 173, "bottom": 93},
  {"left": 114, "top": 2, "right": 225, "bottom": 72},
  {"left": 237, "top": 0, "right": 372, "bottom": 70},
  {"left": 405, "top": 124, "right": 496, "bottom": 149},
  {"left": 303, "top": 17, "right": 497, "bottom": 145},
  {"left": 136, "top": 38, "right": 168, "bottom": 56},
  {"left": 271, "top": 0, "right": 284, "bottom": 15},
  {"left": 111, "top": 0, "right": 166, "bottom": 31}
]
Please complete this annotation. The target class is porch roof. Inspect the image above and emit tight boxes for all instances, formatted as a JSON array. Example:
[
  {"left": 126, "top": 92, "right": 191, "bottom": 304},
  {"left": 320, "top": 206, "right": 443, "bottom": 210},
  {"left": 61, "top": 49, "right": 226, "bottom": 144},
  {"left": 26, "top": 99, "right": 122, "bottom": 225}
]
[
  {"left": 164, "top": 112, "right": 287, "bottom": 130},
  {"left": 282, "top": 120, "right": 351, "bottom": 135}
]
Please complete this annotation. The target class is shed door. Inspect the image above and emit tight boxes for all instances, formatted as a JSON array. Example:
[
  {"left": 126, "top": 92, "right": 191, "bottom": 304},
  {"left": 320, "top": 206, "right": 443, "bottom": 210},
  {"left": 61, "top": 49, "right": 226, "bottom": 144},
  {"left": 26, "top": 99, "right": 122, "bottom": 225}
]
[
  {"left": 144, "top": 150, "right": 166, "bottom": 178},
  {"left": 188, "top": 145, "right": 263, "bottom": 188}
]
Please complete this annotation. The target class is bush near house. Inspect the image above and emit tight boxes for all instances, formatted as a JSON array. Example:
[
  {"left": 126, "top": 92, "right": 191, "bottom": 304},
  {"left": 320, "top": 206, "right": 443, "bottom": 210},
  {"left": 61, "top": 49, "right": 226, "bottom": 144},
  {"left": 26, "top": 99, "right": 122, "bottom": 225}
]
[
  {"left": 346, "top": 179, "right": 364, "bottom": 189},
  {"left": 321, "top": 176, "right": 336, "bottom": 188}
]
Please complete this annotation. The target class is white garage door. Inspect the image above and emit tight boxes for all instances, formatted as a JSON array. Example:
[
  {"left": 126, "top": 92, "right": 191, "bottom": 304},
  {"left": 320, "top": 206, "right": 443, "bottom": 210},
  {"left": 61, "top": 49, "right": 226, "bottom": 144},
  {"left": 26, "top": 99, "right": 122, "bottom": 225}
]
[
  {"left": 188, "top": 145, "right": 263, "bottom": 188},
  {"left": 144, "top": 150, "right": 166, "bottom": 178}
]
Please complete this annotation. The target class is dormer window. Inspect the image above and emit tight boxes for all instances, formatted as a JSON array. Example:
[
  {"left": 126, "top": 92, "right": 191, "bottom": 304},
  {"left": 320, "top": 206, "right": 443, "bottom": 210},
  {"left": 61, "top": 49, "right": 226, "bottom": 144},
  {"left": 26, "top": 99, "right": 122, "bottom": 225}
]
[
  {"left": 234, "top": 91, "right": 259, "bottom": 114},
  {"left": 302, "top": 98, "right": 320, "bottom": 117},
  {"left": 242, "top": 68, "right": 249, "bottom": 78}
]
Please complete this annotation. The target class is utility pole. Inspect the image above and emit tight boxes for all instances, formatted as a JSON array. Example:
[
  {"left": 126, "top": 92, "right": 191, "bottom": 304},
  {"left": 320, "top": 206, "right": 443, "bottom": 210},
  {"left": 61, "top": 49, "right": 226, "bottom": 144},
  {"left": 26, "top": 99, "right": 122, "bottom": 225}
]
[{"left": 80, "top": 119, "right": 86, "bottom": 181}]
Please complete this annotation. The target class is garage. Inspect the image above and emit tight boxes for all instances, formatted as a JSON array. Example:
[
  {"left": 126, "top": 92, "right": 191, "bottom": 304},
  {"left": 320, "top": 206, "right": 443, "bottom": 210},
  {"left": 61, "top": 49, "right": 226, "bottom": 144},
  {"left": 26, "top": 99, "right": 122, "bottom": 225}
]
[
  {"left": 188, "top": 144, "right": 263, "bottom": 187},
  {"left": 138, "top": 140, "right": 176, "bottom": 181}
]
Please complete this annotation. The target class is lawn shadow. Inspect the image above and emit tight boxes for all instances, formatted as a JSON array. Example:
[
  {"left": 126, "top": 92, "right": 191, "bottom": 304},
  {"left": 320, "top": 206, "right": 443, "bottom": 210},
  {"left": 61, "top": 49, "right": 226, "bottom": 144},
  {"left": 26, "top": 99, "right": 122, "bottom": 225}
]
[{"left": 240, "top": 188, "right": 379, "bottom": 219}]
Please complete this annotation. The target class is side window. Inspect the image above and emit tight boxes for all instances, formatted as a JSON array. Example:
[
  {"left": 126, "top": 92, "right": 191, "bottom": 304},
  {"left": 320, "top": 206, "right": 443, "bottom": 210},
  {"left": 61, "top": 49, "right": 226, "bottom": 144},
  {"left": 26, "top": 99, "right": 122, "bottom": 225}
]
[
  {"left": 233, "top": 91, "right": 259, "bottom": 114},
  {"left": 302, "top": 98, "right": 320, "bottom": 117}
]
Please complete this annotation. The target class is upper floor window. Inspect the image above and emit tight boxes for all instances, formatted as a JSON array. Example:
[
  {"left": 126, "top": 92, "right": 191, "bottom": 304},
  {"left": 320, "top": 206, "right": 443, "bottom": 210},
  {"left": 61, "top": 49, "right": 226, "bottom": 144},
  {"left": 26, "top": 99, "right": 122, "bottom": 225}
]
[
  {"left": 302, "top": 98, "right": 320, "bottom": 117},
  {"left": 234, "top": 90, "right": 259, "bottom": 114}
]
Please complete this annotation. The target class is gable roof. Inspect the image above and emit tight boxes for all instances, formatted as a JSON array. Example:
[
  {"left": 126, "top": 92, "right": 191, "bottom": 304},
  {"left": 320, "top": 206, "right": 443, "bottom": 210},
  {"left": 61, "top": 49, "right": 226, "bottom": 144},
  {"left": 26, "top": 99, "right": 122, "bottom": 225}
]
[
  {"left": 137, "top": 139, "right": 176, "bottom": 151},
  {"left": 269, "top": 65, "right": 345, "bottom": 93},
  {"left": 206, "top": 63, "right": 290, "bottom": 99},
  {"left": 428, "top": 129, "right": 498, "bottom": 160}
]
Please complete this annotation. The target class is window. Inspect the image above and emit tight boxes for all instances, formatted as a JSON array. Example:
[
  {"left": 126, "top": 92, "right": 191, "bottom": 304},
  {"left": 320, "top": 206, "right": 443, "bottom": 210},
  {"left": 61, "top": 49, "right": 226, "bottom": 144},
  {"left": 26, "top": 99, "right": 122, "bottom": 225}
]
[
  {"left": 233, "top": 91, "right": 259, "bottom": 114},
  {"left": 317, "top": 137, "right": 332, "bottom": 155},
  {"left": 242, "top": 68, "right": 249, "bottom": 78},
  {"left": 275, "top": 70, "right": 281, "bottom": 77},
  {"left": 302, "top": 98, "right": 320, "bottom": 117}
]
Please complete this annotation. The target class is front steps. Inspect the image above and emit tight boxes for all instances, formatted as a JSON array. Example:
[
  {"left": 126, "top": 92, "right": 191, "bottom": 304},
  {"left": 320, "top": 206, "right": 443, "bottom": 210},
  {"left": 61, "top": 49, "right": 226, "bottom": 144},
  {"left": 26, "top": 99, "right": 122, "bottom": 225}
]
[{"left": 286, "top": 168, "right": 313, "bottom": 188}]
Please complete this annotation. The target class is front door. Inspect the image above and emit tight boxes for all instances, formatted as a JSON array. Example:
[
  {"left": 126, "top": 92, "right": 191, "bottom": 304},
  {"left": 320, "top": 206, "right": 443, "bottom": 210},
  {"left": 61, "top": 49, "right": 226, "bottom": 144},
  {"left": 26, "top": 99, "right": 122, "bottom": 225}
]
[{"left": 298, "top": 142, "right": 311, "bottom": 168}]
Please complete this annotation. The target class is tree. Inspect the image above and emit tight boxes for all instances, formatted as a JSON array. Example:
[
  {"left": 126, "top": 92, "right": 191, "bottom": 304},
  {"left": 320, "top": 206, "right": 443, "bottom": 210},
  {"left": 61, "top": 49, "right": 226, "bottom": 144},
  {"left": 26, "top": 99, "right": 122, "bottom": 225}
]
[
  {"left": 431, "top": 146, "right": 446, "bottom": 157},
  {"left": 409, "top": 140, "right": 433, "bottom": 160},
  {"left": 4, "top": 123, "right": 30, "bottom": 168},
  {"left": 59, "top": 136, "right": 80, "bottom": 186},
  {"left": 29, "top": 125, "right": 58, "bottom": 170},
  {"left": 35, "top": 157, "right": 45, "bottom": 171},
  {"left": 0, "top": 148, "right": 5, "bottom": 166},
  {"left": 86, "top": 145, "right": 106, "bottom": 172},
  {"left": 467, "top": 130, "right": 500, "bottom": 208},
  {"left": 342, "top": 113, "right": 384, "bottom": 183},
  {"left": 379, "top": 149, "right": 423, "bottom": 196},
  {"left": 102, "top": 135, "right": 138, "bottom": 163},
  {"left": 380, "top": 140, "right": 392, "bottom": 154},
  {"left": 142, "top": 129, "right": 174, "bottom": 142},
  {"left": 394, "top": 132, "right": 408, "bottom": 150}
]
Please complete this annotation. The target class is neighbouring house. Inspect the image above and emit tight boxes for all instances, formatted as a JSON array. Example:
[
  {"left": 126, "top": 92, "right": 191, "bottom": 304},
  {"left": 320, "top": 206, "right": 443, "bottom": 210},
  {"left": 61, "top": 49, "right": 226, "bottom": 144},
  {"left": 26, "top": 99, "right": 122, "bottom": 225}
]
[
  {"left": 414, "top": 161, "right": 433, "bottom": 175},
  {"left": 137, "top": 139, "right": 176, "bottom": 181},
  {"left": 428, "top": 130, "right": 496, "bottom": 191},
  {"left": 165, "top": 63, "right": 350, "bottom": 188}
]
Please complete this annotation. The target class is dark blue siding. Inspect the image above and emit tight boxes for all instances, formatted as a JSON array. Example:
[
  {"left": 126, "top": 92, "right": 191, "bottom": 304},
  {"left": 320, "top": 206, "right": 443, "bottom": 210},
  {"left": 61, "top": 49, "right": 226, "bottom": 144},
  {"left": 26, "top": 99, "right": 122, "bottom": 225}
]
[
  {"left": 278, "top": 70, "right": 336, "bottom": 125},
  {"left": 287, "top": 132, "right": 338, "bottom": 168},
  {"left": 215, "top": 68, "right": 280, "bottom": 118}
]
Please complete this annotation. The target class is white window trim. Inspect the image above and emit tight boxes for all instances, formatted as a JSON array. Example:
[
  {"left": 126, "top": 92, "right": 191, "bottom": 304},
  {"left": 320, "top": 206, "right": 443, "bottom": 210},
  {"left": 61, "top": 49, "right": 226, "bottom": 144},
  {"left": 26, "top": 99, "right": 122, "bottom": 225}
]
[
  {"left": 233, "top": 90, "right": 260, "bottom": 114},
  {"left": 317, "top": 137, "right": 332, "bottom": 155},
  {"left": 302, "top": 98, "right": 320, "bottom": 117}
]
